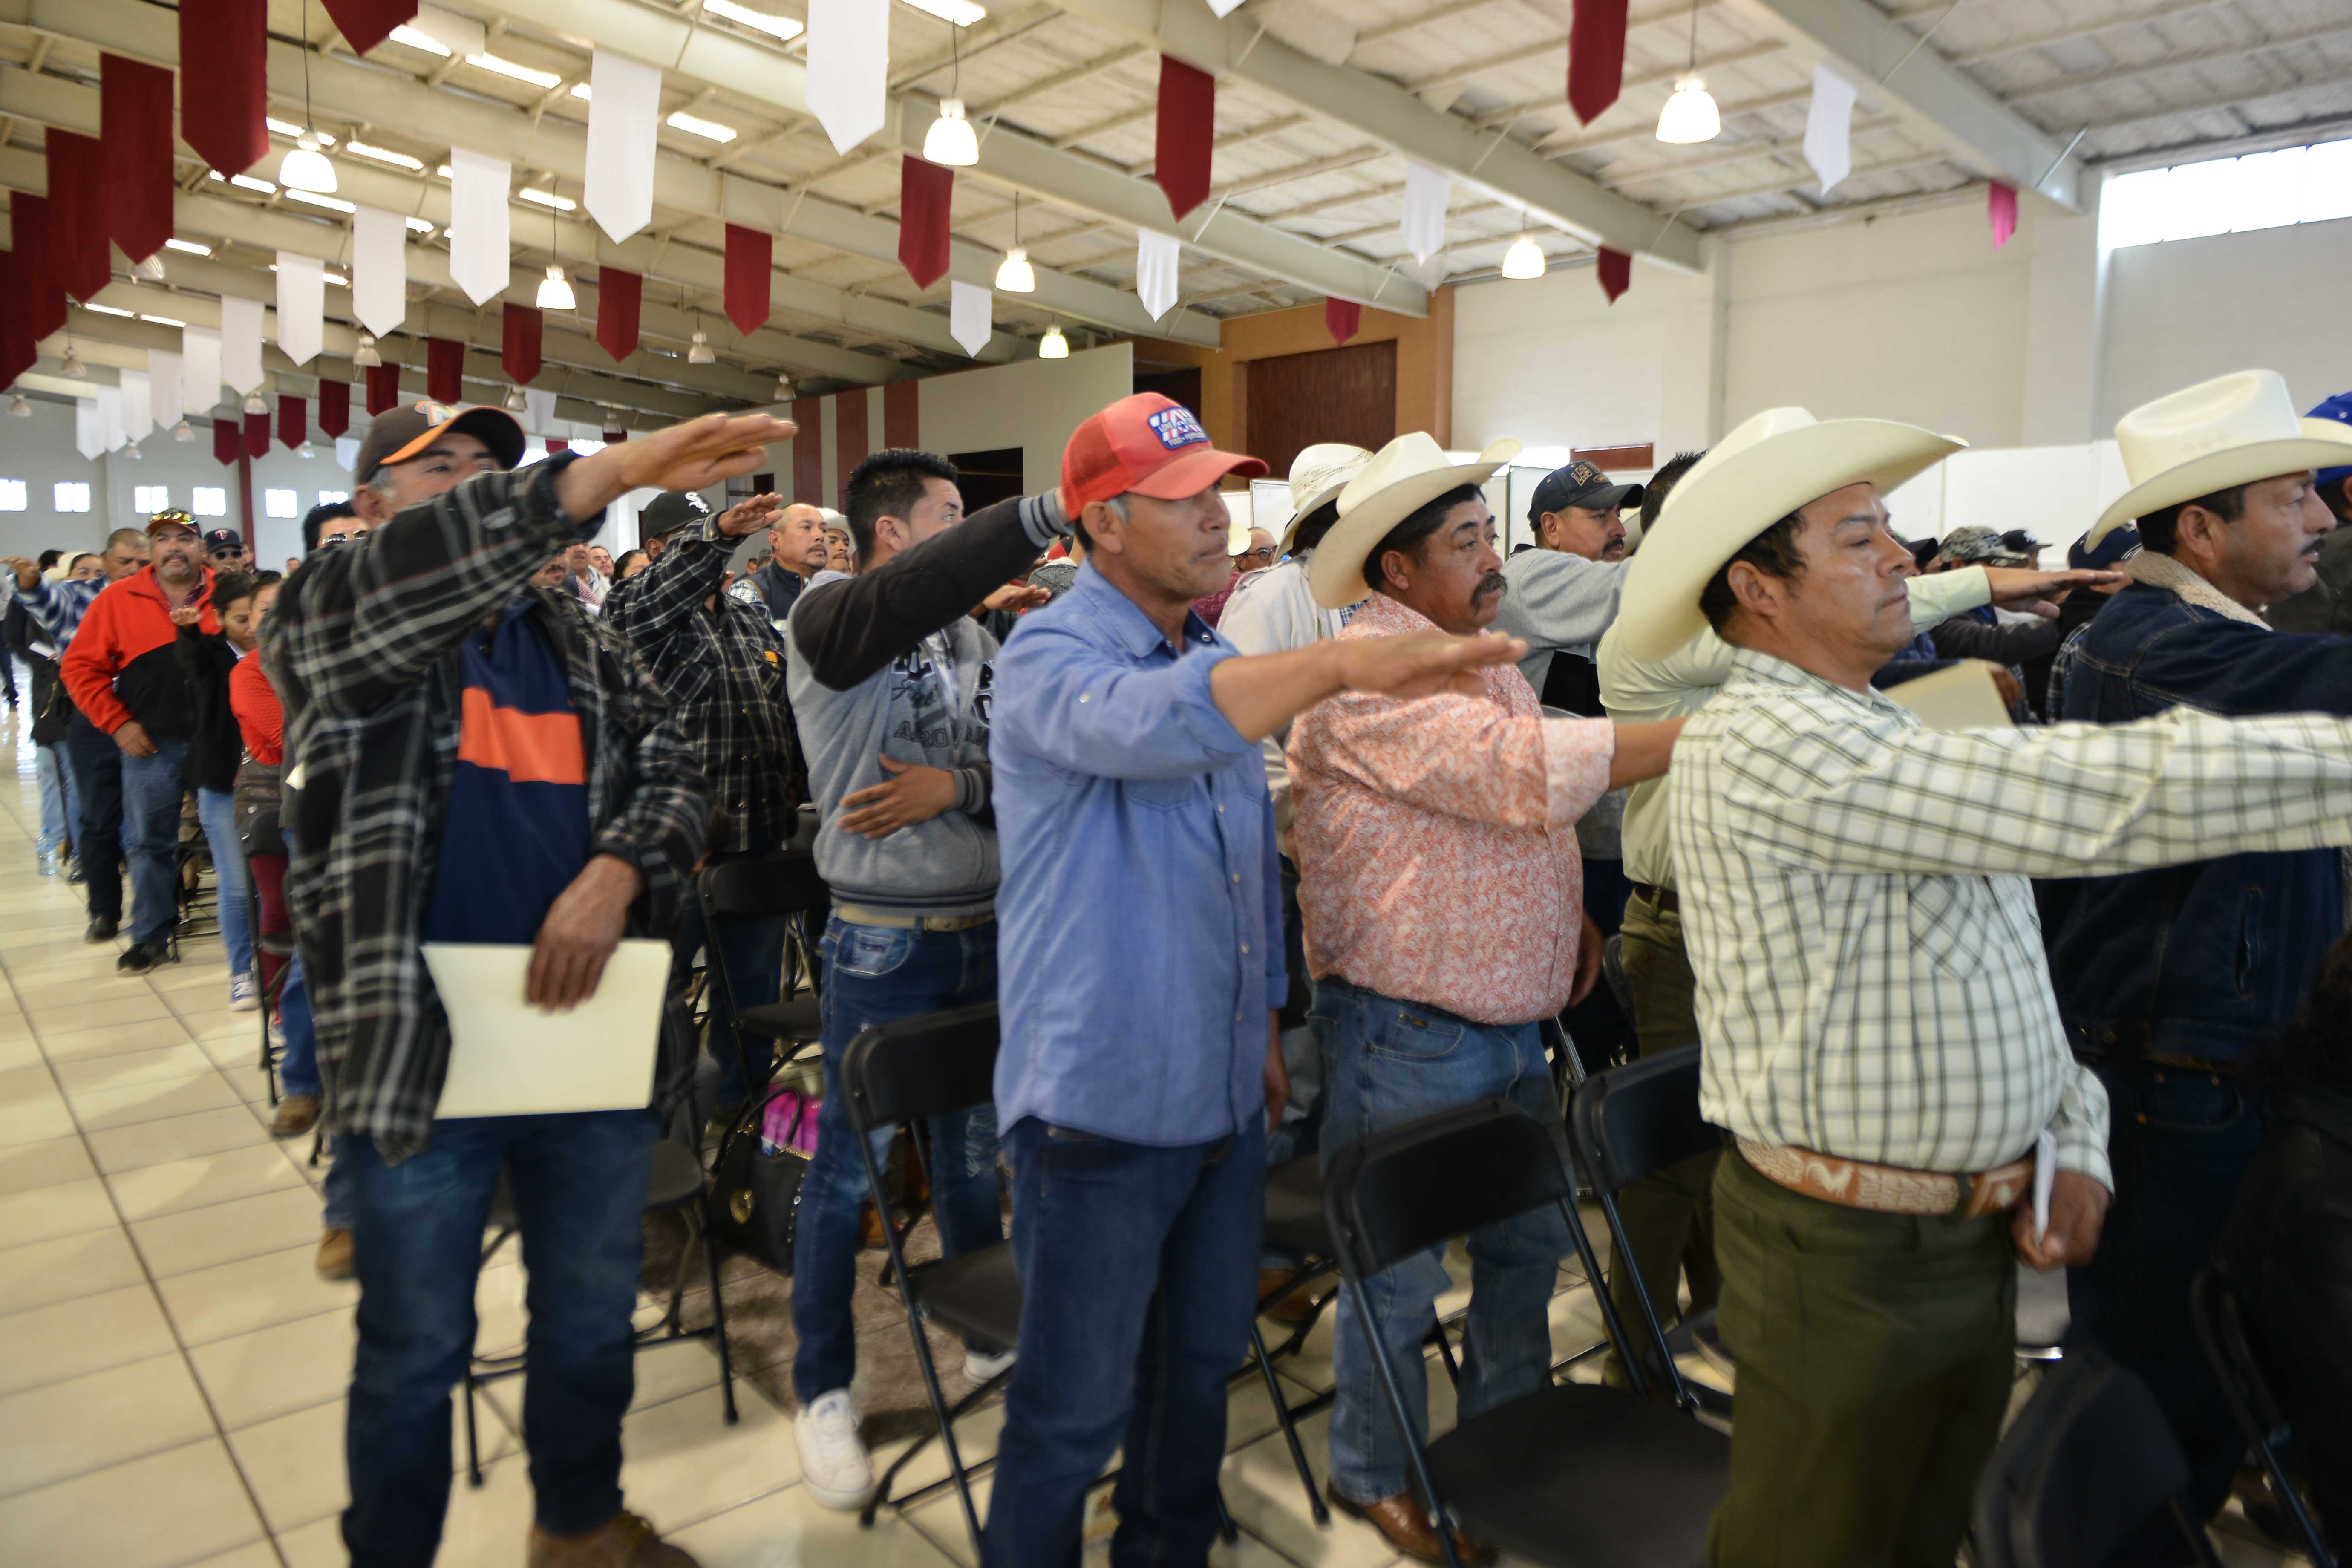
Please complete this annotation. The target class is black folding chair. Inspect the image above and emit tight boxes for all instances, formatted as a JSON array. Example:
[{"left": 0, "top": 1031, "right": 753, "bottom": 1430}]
[
  {"left": 1970, "top": 1353, "right": 2221, "bottom": 1568},
  {"left": 694, "top": 851, "right": 830, "bottom": 1104},
  {"left": 461, "top": 1004, "right": 738, "bottom": 1485},
  {"left": 839, "top": 1002, "right": 1019, "bottom": 1551},
  {"left": 1323, "top": 1098, "right": 1729, "bottom": 1568},
  {"left": 2190, "top": 1267, "right": 2340, "bottom": 1568}
]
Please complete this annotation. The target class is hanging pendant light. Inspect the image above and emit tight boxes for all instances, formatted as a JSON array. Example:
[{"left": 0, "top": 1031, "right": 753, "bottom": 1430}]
[
  {"left": 922, "top": 25, "right": 978, "bottom": 166},
  {"left": 244, "top": 392, "right": 268, "bottom": 414},
  {"left": 995, "top": 193, "right": 1035, "bottom": 292},
  {"left": 133, "top": 254, "right": 167, "bottom": 282},
  {"left": 1500, "top": 217, "right": 1546, "bottom": 280},
  {"left": 774, "top": 372, "right": 795, "bottom": 401},
  {"left": 61, "top": 343, "right": 88, "bottom": 378},
  {"left": 537, "top": 264, "right": 576, "bottom": 311},
  {"left": 687, "top": 305, "right": 717, "bottom": 365},
  {"left": 278, "top": 2, "right": 340, "bottom": 192},
  {"left": 124, "top": 441, "right": 143, "bottom": 459},
  {"left": 298, "top": 440, "right": 315, "bottom": 458},
  {"left": 352, "top": 333, "right": 382, "bottom": 368},
  {"left": 504, "top": 385, "right": 527, "bottom": 412},
  {"left": 1655, "top": 0, "right": 1720, "bottom": 144},
  {"left": 173, "top": 417, "right": 193, "bottom": 439},
  {"left": 9, "top": 395, "right": 32, "bottom": 416},
  {"left": 1038, "top": 323, "right": 1069, "bottom": 359}
]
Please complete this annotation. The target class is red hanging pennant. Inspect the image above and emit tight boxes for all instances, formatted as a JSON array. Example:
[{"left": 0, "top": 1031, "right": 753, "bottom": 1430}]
[
  {"left": 546, "top": 438, "right": 568, "bottom": 455},
  {"left": 365, "top": 360, "right": 403, "bottom": 415},
  {"left": 278, "top": 394, "right": 307, "bottom": 451},
  {"left": 101, "top": 56, "right": 175, "bottom": 265},
  {"left": 46, "top": 132, "right": 112, "bottom": 304},
  {"left": 10, "top": 196, "right": 65, "bottom": 343},
  {"left": 1324, "top": 297, "right": 1362, "bottom": 346},
  {"left": 425, "top": 336, "right": 465, "bottom": 404},
  {"left": 317, "top": 378, "right": 351, "bottom": 437},
  {"left": 244, "top": 409, "right": 270, "bottom": 459},
  {"left": 595, "top": 266, "right": 642, "bottom": 362},
  {"left": 602, "top": 427, "right": 628, "bottom": 444},
  {"left": 1568, "top": 0, "right": 1628, "bottom": 126},
  {"left": 319, "top": 0, "right": 417, "bottom": 57},
  {"left": 897, "top": 157, "right": 954, "bottom": 291},
  {"left": 1597, "top": 246, "right": 1631, "bottom": 303},
  {"left": 180, "top": 0, "right": 270, "bottom": 177},
  {"left": 725, "top": 225, "right": 772, "bottom": 337},
  {"left": 1155, "top": 56, "right": 1216, "bottom": 223},
  {"left": 502, "top": 303, "right": 544, "bottom": 385},
  {"left": 0, "top": 253, "right": 34, "bottom": 390},
  {"left": 213, "top": 418, "right": 241, "bottom": 467}
]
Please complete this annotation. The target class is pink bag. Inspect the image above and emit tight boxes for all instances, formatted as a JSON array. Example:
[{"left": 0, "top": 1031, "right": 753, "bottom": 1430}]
[{"left": 759, "top": 1088, "right": 821, "bottom": 1159}]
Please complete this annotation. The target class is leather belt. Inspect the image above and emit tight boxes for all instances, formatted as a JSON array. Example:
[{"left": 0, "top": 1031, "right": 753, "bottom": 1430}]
[
  {"left": 834, "top": 903, "right": 995, "bottom": 933},
  {"left": 1737, "top": 1139, "right": 2034, "bottom": 1219},
  {"left": 1629, "top": 882, "right": 1679, "bottom": 914}
]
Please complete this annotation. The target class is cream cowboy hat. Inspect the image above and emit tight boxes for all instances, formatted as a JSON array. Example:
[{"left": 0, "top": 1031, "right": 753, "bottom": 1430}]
[
  {"left": 1616, "top": 406, "right": 1965, "bottom": 660},
  {"left": 1307, "top": 433, "right": 1521, "bottom": 609},
  {"left": 1276, "top": 443, "right": 1374, "bottom": 556},
  {"left": 2087, "top": 370, "right": 2352, "bottom": 546}
]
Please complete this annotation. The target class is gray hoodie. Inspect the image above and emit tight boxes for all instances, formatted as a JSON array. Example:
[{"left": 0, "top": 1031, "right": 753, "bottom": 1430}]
[{"left": 1490, "top": 546, "right": 1631, "bottom": 860}]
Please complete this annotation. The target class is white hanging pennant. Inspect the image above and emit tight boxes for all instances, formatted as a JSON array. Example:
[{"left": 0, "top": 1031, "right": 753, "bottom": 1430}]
[
  {"left": 219, "top": 297, "right": 265, "bottom": 395},
  {"left": 74, "top": 395, "right": 103, "bottom": 460},
  {"left": 1205, "top": 0, "right": 1248, "bottom": 13},
  {"left": 97, "top": 385, "right": 125, "bottom": 453},
  {"left": 585, "top": 50, "right": 661, "bottom": 243},
  {"left": 148, "top": 349, "right": 182, "bottom": 430},
  {"left": 335, "top": 435, "right": 361, "bottom": 471},
  {"left": 448, "top": 148, "right": 513, "bottom": 306},
  {"left": 276, "top": 253, "right": 326, "bottom": 366},
  {"left": 523, "top": 388, "right": 558, "bottom": 433},
  {"left": 352, "top": 205, "right": 409, "bottom": 340},
  {"left": 181, "top": 326, "right": 222, "bottom": 415},
  {"left": 1804, "top": 64, "right": 1858, "bottom": 195},
  {"left": 806, "top": 0, "right": 889, "bottom": 157},
  {"left": 1135, "top": 229, "right": 1181, "bottom": 321},
  {"left": 949, "top": 280, "right": 992, "bottom": 358},
  {"left": 1400, "top": 163, "right": 1450, "bottom": 263},
  {"left": 118, "top": 368, "right": 153, "bottom": 444}
]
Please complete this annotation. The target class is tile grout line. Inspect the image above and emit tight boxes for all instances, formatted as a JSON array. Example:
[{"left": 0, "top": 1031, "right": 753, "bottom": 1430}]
[{"left": 0, "top": 784, "right": 297, "bottom": 1568}]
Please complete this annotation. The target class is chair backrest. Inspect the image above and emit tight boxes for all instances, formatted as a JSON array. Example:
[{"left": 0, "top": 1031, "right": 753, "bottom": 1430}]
[
  {"left": 2188, "top": 1268, "right": 2338, "bottom": 1568},
  {"left": 1969, "top": 1355, "right": 2205, "bottom": 1568},
  {"left": 1569, "top": 1046, "right": 1719, "bottom": 1196},
  {"left": 699, "top": 850, "right": 830, "bottom": 921},
  {"left": 839, "top": 1002, "right": 1000, "bottom": 1135},
  {"left": 1323, "top": 1099, "right": 1576, "bottom": 1283}
]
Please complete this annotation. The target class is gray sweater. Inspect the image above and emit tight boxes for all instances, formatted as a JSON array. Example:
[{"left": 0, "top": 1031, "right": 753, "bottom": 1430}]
[{"left": 1490, "top": 546, "right": 1631, "bottom": 861}]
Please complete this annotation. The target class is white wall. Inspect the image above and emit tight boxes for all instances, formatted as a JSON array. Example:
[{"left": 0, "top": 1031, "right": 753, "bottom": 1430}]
[{"left": 917, "top": 342, "right": 1134, "bottom": 492}]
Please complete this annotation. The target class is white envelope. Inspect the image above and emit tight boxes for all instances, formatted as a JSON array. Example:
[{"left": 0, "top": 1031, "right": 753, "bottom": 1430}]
[{"left": 424, "top": 940, "right": 671, "bottom": 1119}]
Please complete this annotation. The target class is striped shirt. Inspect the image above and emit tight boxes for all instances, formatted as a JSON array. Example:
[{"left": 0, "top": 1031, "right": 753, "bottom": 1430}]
[
  {"left": 11, "top": 577, "right": 103, "bottom": 649},
  {"left": 1672, "top": 648, "right": 2352, "bottom": 1189}
]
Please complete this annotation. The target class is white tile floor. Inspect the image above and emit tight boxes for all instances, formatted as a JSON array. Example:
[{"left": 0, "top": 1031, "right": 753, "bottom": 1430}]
[{"left": 0, "top": 701, "right": 2309, "bottom": 1568}]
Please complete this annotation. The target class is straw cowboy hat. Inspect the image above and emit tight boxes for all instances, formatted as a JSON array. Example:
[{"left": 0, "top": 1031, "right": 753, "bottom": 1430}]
[
  {"left": 2087, "top": 370, "right": 2352, "bottom": 546},
  {"left": 1276, "top": 443, "right": 1374, "bottom": 556},
  {"left": 1616, "top": 406, "right": 1965, "bottom": 660},
  {"left": 1307, "top": 432, "right": 1522, "bottom": 609}
]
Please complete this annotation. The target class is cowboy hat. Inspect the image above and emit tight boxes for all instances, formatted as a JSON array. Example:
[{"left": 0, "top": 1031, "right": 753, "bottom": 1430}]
[
  {"left": 1276, "top": 443, "right": 1374, "bottom": 556},
  {"left": 1307, "top": 433, "right": 1522, "bottom": 609},
  {"left": 1615, "top": 406, "right": 1965, "bottom": 660},
  {"left": 2088, "top": 370, "right": 2352, "bottom": 545}
]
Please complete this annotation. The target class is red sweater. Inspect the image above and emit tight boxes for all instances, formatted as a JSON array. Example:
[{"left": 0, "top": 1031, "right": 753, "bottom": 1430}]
[
  {"left": 59, "top": 565, "right": 217, "bottom": 736},
  {"left": 230, "top": 649, "right": 283, "bottom": 765}
]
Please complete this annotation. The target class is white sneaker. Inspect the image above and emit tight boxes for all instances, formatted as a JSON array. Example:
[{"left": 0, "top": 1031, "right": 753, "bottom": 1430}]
[
  {"left": 962, "top": 1345, "right": 1017, "bottom": 1387},
  {"left": 228, "top": 974, "right": 259, "bottom": 1012},
  {"left": 794, "top": 1389, "right": 876, "bottom": 1511}
]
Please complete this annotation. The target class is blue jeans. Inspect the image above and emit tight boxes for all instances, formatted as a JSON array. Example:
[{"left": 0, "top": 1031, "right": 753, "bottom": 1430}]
[
  {"left": 984, "top": 1115, "right": 1266, "bottom": 1568},
  {"left": 2068, "top": 1061, "right": 2271, "bottom": 1538},
  {"left": 342, "top": 1109, "right": 660, "bottom": 1568},
  {"left": 668, "top": 890, "right": 787, "bottom": 1109},
  {"left": 35, "top": 741, "right": 79, "bottom": 857},
  {"left": 275, "top": 954, "right": 356, "bottom": 1230},
  {"left": 1315, "top": 977, "right": 1569, "bottom": 1505},
  {"left": 789, "top": 915, "right": 1003, "bottom": 1404},
  {"left": 65, "top": 712, "right": 124, "bottom": 923},
  {"left": 195, "top": 787, "right": 254, "bottom": 980},
  {"left": 121, "top": 737, "right": 190, "bottom": 945}
]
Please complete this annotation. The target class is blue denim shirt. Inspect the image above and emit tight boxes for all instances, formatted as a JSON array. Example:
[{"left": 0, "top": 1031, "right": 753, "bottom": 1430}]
[{"left": 990, "top": 564, "right": 1287, "bottom": 1147}]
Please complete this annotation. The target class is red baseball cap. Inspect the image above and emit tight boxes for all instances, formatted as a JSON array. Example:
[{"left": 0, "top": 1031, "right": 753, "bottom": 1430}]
[{"left": 1061, "top": 393, "right": 1265, "bottom": 509}]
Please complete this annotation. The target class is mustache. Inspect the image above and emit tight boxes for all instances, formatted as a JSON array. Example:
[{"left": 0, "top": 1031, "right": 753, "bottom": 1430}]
[{"left": 1473, "top": 572, "right": 1507, "bottom": 600}]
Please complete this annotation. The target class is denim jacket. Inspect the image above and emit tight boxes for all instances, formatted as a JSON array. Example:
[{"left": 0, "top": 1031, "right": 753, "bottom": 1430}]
[{"left": 2041, "top": 552, "right": 2352, "bottom": 1066}]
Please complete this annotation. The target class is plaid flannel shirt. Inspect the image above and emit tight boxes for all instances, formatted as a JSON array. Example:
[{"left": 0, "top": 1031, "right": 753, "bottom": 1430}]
[
  {"left": 601, "top": 514, "right": 804, "bottom": 852},
  {"left": 12, "top": 576, "right": 102, "bottom": 649},
  {"left": 1673, "top": 648, "right": 2352, "bottom": 1191},
  {"left": 264, "top": 456, "right": 707, "bottom": 1162}
]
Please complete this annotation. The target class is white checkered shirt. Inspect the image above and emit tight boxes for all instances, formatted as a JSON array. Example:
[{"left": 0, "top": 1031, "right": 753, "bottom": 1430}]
[{"left": 1672, "top": 648, "right": 2352, "bottom": 1190}]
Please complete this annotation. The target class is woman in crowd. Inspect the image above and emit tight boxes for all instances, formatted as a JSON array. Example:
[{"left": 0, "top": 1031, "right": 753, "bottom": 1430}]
[{"left": 170, "top": 571, "right": 274, "bottom": 1011}]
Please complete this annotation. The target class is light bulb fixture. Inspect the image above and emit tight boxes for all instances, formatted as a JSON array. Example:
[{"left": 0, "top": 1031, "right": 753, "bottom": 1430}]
[
  {"left": 1039, "top": 323, "right": 1069, "bottom": 359},
  {"left": 173, "top": 417, "right": 193, "bottom": 440},
  {"left": 774, "top": 372, "right": 795, "bottom": 401},
  {"left": 279, "top": 0, "right": 340, "bottom": 190},
  {"left": 9, "top": 395, "right": 30, "bottom": 416},
  {"left": 1501, "top": 231, "right": 1546, "bottom": 280},
  {"left": 994, "top": 194, "right": 1034, "bottom": 292},
  {"left": 923, "top": 98, "right": 978, "bottom": 166},
  {"left": 352, "top": 333, "right": 381, "bottom": 368},
  {"left": 688, "top": 330, "right": 717, "bottom": 366},
  {"left": 536, "top": 264, "right": 576, "bottom": 311},
  {"left": 124, "top": 441, "right": 143, "bottom": 459},
  {"left": 61, "top": 345, "right": 87, "bottom": 378},
  {"left": 133, "top": 254, "right": 167, "bottom": 282},
  {"left": 504, "top": 385, "right": 528, "bottom": 412},
  {"left": 244, "top": 392, "right": 268, "bottom": 414},
  {"left": 1655, "top": 0, "right": 1719, "bottom": 144},
  {"left": 297, "top": 440, "right": 315, "bottom": 458}
]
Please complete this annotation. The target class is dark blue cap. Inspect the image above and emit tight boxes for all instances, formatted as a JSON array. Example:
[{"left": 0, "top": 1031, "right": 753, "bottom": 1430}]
[
  {"left": 2070, "top": 525, "right": 2140, "bottom": 572},
  {"left": 2310, "top": 390, "right": 2352, "bottom": 489}
]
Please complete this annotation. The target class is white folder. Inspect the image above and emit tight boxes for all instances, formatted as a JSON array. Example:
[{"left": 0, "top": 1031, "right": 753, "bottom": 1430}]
[
  {"left": 1886, "top": 660, "right": 2015, "bottom": 732},
  {"left": 424, "top": 940, "right": 671, "bottom": 1119}
]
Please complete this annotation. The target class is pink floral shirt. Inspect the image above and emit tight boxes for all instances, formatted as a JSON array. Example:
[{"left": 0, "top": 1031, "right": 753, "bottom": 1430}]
[{"left": 1287, "top": 593, "right": 1616, "bottom": 1026}]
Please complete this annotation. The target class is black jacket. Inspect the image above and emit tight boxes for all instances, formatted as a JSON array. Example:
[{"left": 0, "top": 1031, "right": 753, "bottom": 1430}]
[
  {"left": 2213, "top": 1078, "right": 2352, "bottom": 1545},
  {"left": 173, "top": 623, "right": 245, "bottom": 794}
]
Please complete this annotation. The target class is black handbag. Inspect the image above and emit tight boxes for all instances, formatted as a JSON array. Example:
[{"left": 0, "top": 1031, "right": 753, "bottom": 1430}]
[{"left": 708, "top": 1086, "right": 813, "bottom": 1274}]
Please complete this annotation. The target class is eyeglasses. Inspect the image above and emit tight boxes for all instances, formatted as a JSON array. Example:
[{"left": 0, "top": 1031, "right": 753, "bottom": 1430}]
[{"left": 1234, "top": 547, "right": 1277, "bottom": 568}]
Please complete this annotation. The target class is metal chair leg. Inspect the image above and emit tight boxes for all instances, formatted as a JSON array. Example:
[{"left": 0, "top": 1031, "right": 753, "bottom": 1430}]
[
  {"left": 695, "top": 1202, "right": 738, "bottom": 1424},
  {"left": 462, "top": 1367, "right": 484, "bottom": 1487},
  {"left": 1249, "top": 1321, "right": 1329, "bottom": 1526}
]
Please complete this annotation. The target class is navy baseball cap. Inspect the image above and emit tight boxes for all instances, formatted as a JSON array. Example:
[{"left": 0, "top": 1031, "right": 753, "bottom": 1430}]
[
  {"left": 203, "top": 528, "right": 244, "bottom": 554},
  {"left": 2069, "top": 524, "right": 2140, "bottom": 572},
  {"left": 1527, "top": 460, "right": 1643, "bottom": 523},
  {"left": 2311, "top": 390, "right": 2352, "bottom": 490}
]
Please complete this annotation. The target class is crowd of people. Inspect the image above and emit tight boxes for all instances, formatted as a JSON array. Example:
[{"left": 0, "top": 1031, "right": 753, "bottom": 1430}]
[{"left": 7, "top": 367, "right": 2352, "bottom": 1568}]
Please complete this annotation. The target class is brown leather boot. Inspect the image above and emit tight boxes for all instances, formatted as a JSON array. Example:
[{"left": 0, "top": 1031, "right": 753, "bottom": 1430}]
[
  {"left": 1255, "top": 1267, "right": 1324, "bottom": 1326},
  {"left": 315, "top": 1228, "right": 352, "bottom": 1280},
  {"left": 527, "top": 1511, "right": 698, "bottom": 1568},
  {"left": 1327, "top": 1486, "right": 1494, "bottom": 1565},
  {"left": 268, "top": 1094, "right": 320, "bottom": 1139}
]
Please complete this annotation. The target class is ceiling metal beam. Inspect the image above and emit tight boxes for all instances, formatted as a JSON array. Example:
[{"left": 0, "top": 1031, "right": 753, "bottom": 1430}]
[
  {"left": 1713, "top": 0, "right": 2087, "bottom": 210},
  {"left": 1041, "top": 0, "right": 1708, "bottom": 272},
  {"left": 1999, "top": 21, "right": 2352, "bottom": 104}
]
